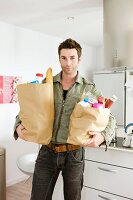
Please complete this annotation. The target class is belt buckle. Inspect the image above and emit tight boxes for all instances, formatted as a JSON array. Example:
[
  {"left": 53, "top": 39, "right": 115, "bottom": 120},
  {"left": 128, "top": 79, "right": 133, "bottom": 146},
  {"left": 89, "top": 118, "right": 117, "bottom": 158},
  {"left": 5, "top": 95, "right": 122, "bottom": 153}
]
[
  {"left": 55, "top": 144, "right": 67, "bottom": 153},
  {"left": 51, "top": 143, "right": 70, "bottom": 153},
  {"left": 51, "top": 144, "right": 60, "bottom": 153},
  {"left": 55, "top": 146, "right": 60, "bottom": 153}
]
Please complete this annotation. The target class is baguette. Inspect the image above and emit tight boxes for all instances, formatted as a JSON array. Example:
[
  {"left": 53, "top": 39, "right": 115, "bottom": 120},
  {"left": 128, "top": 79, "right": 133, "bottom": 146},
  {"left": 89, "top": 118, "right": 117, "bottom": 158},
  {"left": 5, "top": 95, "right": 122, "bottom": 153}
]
[{"left": 46, "top": 67, "right": 53, "bottom": 83}]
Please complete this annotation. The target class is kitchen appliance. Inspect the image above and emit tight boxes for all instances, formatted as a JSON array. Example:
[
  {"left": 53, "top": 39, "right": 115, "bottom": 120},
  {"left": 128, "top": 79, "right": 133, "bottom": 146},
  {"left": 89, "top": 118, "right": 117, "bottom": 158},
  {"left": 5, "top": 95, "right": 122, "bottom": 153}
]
[
  {"left": 93, "top": 68, "right": 133, "bottom": 127},
  {"left": 123, "top": 123, "right": 133, "bottom": 147}
]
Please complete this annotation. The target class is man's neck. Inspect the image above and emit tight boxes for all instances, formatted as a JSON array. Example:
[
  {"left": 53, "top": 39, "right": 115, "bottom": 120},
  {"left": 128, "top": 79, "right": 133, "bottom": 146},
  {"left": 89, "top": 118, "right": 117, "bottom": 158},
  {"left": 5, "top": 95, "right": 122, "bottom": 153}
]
[
  {"left": 61, "top": 71, "right": 77, "bottom": 82},
  {"left": 61, "top": 71, "right": 77, "bottom": 90}
]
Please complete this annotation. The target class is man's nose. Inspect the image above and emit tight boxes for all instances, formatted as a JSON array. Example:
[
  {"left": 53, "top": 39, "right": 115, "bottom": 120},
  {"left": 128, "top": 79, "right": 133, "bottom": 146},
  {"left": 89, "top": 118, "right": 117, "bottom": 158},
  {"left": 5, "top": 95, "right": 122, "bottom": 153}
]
[{"left": 66, "top": 59, "right": 71, "bottom": 66}]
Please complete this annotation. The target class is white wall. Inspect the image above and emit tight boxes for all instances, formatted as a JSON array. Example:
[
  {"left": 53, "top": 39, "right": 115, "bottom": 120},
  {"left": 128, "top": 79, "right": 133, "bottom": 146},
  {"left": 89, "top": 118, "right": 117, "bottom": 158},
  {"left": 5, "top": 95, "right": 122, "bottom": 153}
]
[
  {"left": 0, "top": 21, "right": 102, "bottom": 186},
  {"left": 79, "top": 45, "right": 104, "bottom": 81},
  {"left": 104, "top": 0, "right": 133, "bottom": 68}
]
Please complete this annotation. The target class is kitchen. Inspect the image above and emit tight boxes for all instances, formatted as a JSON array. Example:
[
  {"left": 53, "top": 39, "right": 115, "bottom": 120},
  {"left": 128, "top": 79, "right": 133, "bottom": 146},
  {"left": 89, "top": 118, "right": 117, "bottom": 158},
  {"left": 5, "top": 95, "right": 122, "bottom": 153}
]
[{"left": 0, "top": 0, "right": 133, "bottom": 199}]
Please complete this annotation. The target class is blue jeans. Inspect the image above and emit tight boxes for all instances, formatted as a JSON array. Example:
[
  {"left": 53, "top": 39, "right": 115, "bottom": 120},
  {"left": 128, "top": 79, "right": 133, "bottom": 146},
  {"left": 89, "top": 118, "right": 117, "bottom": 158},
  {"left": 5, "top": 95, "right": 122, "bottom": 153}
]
[{"left": 31, "top": 145, "right": 85, "bottom": 200}]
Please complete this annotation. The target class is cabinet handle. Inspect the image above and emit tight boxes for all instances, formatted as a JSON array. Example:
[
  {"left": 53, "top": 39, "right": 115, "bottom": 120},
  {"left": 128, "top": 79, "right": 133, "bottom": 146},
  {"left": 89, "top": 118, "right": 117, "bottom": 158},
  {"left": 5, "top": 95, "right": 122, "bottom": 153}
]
[
  {"left": 98, "top": 194, "right": 117, "bottom": 200},
  {"left": 98, "top": 167, "right": 118, "bottom": 173}
]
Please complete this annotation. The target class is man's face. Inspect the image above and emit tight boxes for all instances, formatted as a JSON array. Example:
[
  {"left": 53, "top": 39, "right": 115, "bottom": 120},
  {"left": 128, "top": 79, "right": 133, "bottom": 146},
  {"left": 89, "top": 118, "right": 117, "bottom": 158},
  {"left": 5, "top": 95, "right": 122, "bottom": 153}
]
[{"left": 59, "top": 48, "right": 80, "bottom": 75}]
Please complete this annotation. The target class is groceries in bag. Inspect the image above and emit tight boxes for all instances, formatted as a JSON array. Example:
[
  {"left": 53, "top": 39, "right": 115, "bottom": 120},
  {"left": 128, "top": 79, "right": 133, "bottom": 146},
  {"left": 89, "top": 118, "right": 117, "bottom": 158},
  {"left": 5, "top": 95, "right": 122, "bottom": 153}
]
[
  {"left": 17, "top": 67, "right": 54, "bottom": 145},
  {"left": 67, "top": 95, "right": 117, "bottom": 145},
  {"left": 30, "top": 73, "right": 43, "bottom": 84}
]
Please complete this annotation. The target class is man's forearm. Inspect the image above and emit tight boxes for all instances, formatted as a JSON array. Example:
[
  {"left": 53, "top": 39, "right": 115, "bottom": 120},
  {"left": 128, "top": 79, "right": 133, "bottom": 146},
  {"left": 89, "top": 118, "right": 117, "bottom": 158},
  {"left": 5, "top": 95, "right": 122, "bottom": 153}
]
[{"left": 101, "top": 113, "right": 116, "bottom": 146}]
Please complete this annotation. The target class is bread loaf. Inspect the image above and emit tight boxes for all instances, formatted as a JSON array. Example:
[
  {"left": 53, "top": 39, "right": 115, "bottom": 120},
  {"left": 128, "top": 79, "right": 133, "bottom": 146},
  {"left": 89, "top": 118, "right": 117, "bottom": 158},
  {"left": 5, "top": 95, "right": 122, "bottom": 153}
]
[{"left": 46, "top": 67, "right": 53, "bottom": 83}]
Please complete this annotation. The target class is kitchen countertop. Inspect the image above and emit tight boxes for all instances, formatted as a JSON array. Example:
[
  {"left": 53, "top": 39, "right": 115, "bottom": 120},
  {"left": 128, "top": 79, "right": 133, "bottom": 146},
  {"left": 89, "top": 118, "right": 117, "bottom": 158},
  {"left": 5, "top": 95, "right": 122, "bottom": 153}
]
[{"left": 101, "top": 137, "right": 133, "bottom": 152}]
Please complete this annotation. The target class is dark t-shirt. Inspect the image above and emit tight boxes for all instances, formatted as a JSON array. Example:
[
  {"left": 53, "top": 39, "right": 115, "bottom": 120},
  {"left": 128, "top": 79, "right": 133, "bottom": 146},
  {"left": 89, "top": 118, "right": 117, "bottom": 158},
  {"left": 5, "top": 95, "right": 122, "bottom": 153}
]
[{"left": 63, "top": 90, "right": 68, "bottom": 100}]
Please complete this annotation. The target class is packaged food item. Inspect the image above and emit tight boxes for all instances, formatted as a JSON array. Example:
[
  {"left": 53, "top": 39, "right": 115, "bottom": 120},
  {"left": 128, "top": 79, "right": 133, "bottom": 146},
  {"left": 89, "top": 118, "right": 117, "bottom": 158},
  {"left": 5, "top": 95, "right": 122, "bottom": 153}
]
[
  {"left": 35, "top": 73, "right": 44, "bottom": 83},
  {"left": 92, "top": 103, "right": 104, "bottom": 108},
  {"left": 98, "top": 96, "right": 105, "bottom": 104},
  {"left": 105, "top": 95, "right": 117, "bottom": 108},
  {"left": 30, "top": 73, "right": 43, "bottom": 84},
  {"left": 78, "top": 97, "right": 90, "bottom": 107}
]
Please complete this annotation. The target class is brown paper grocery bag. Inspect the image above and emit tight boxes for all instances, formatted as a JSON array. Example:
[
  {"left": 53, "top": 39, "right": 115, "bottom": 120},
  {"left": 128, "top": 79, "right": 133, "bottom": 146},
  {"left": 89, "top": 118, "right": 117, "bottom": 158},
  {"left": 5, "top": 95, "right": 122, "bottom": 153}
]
[
  {"left": 17, "top": 68, "right": 54, "bottom": 144},
  {"left": 67, "top": 104, "right": 110, "bottom": 145}
]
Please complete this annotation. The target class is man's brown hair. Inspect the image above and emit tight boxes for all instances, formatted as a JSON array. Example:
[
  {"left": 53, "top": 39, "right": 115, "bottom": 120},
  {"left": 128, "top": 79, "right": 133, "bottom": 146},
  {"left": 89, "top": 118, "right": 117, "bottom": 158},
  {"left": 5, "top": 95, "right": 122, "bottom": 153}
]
[{"left": 58, "top": 38, "right": 82, "bottom": 59}]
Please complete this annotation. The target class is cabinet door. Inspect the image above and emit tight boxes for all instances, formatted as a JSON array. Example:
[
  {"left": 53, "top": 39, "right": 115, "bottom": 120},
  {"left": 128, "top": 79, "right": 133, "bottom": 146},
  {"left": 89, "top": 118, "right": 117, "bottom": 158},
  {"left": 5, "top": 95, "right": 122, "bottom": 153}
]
[
  {"left": 82, "top": 187, "right": 129, "bottom": 200},
  {"left": 84, "top": 160, "right": 133, "bottom": 199},
  {"left": 85, "top": 147, "right": 133, "bottom": 169}
]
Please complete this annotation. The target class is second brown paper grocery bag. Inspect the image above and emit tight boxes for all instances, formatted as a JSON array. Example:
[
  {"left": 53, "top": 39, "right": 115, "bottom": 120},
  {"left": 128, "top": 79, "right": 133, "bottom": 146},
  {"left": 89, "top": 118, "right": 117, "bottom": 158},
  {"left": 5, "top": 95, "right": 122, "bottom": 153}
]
[
  {"left": 67, "top": 104, "right": 110, "bottom": 145},
  {"left": 17, "top": 68, "right": 54, "bottom": 144}
]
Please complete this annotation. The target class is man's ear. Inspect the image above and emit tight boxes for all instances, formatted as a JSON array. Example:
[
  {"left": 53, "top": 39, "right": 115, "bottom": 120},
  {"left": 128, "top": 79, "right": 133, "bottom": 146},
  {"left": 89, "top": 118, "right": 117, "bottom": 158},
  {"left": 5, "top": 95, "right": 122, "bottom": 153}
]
[{"left": 78, "top": 58, "right": 81, "bottom": 63}]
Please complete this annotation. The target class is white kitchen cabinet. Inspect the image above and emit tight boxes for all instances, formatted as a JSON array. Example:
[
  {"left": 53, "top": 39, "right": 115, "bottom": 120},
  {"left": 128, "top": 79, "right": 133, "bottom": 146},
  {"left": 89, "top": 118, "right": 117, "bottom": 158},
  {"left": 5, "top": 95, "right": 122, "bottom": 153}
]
[
  {"left": 82, "top": 144, "right": 133, "bottom": 200},
  {"left": 82, "top": 187, "right": 128, "bottom": 200}
]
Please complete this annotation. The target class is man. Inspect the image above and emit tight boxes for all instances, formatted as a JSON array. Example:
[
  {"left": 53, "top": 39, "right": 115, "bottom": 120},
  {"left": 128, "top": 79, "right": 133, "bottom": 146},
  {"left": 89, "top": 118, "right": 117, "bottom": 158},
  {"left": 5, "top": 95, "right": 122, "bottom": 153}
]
[{"left": 14, "top": 38, "right": 116, "bottom": 200}]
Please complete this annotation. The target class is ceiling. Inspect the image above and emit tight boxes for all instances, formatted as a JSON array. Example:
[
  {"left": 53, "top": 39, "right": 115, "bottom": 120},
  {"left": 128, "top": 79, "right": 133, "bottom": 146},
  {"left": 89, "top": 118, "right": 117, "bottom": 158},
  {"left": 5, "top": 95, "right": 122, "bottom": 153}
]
[{"left": 0, "top": 0, "right": 103, "bottom": 46}]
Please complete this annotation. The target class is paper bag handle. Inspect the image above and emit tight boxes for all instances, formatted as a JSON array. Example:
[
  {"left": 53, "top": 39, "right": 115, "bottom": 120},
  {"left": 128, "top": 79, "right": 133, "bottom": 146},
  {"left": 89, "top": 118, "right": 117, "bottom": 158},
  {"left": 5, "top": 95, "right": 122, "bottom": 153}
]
[{"left": 46, "top": 67, "right": 53, "bottom": 83}]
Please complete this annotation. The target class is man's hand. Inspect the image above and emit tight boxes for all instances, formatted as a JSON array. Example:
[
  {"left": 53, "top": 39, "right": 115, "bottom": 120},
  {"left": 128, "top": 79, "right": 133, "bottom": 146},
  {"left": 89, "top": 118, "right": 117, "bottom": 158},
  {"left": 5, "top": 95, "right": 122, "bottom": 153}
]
[
  {"left": 83, "top": 131, "right": 105, "bottom": 147},
  {"left": 16, "top": 124, "right": 26, "bottom": 140}
]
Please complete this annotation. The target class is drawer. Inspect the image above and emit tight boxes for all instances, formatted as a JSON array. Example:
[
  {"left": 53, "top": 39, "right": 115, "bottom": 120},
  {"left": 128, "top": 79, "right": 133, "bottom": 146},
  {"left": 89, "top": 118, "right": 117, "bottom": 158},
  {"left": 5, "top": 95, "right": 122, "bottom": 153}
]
[
  {"left": 85, "top": 147, "right": 133, "bottom": 168},
  {"left": 82, "top": 187, "right": 130, "bottom": 200},
  {"left": 84, "top": 160, "right": 133, "bottom": 199}
]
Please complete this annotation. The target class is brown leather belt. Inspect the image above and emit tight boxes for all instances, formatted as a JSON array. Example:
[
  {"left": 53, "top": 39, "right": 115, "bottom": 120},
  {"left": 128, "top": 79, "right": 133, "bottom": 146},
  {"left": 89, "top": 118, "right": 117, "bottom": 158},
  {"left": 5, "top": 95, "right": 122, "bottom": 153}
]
[{"left": 46, "top": 142, "right": 81, "bottom": 153}]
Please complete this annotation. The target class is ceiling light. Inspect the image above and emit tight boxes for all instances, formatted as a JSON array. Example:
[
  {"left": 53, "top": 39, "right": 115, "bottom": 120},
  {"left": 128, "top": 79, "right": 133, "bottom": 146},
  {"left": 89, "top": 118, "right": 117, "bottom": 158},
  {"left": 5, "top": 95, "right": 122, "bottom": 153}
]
[{"left": 67, "top": 17, "right": 75, "bottom": 20}]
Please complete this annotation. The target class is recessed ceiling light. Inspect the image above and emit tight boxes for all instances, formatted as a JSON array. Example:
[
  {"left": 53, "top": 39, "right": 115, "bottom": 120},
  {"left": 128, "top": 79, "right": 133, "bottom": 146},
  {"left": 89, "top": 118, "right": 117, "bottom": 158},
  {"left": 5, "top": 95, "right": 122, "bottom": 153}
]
[{"left": 67, "top": 17, "right": 75, "bottom": 20}]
